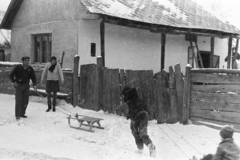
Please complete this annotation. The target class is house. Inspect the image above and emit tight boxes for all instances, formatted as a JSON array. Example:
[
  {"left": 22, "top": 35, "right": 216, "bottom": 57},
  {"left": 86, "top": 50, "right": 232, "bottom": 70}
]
[
  {"left": 0, "top": 0, "right": 239, "bottom": 72},
  {"left": 0, "top": 11, "right": 11, "bottom": 61}
]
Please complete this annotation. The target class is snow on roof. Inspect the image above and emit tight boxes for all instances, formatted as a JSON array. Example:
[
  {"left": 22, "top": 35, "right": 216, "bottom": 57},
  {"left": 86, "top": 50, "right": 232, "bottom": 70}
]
[{"left": 81, "top": 0, "right": 240, "bottom": 35}]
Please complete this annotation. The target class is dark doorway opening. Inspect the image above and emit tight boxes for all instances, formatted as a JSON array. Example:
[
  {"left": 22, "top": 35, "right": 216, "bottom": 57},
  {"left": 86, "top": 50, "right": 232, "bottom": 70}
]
[{"left": 198, "top": 51, "right": 210, "bottom": 68}]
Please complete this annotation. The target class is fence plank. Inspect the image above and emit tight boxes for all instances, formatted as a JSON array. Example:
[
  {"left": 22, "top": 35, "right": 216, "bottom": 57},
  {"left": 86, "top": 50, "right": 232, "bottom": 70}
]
[
  {"left": 192, "top": 84, "right": 240, "bottom": 93},
  {"left": 96, "top": 57, "right": 103, "bottom": 111},
  {"left": 102, "top": 68, "right": 109, "bottom": 112},
  {"left": 168, "top": 66, "right": 178, "bottom": 123},
  {"left": 191, "top": 68, "right": 240, "bottom": 74},
  {"left": 125, "top": 70, "right": 132, "bottom": 87},
  {"left": 120, "top": 69, "right": 127, "bottom": 116},
  {"left": 191, "top": 73, "right": 240, "bottom": 84},
  {"left": 108, "top": 69, "right": 114, "bottom": 114},
  {"left": 191, "top": 100, "right": 240, "bottom": 113},
  {"left": 192, "top": 91, "right": 240, "bottom": 104},
  {"left": 183, "top": 66, "right": 191, "bottom": 124},
  {"left": 112, "top": 69, "right": 121, "bottom": 115},
  {"left": 79, "top": 64, "right": 97, "bottom": 110},
  {"left": 73, "top": 56, "right": 80, "bottom": 107},
  {"left": 190, "top": 109, "right": 240, "bottom": 124},
  {"left": 146, "top": 70, "right": 155, "bottom": 120},
  {"left": 175, "top": 64, "right": 184, "bottom": 123},
  {"left": 154, "top": 74, "right": 165, "bottom": 123},
  {"left": 162, "top": 70, "right": 170, "bottom": 121}
]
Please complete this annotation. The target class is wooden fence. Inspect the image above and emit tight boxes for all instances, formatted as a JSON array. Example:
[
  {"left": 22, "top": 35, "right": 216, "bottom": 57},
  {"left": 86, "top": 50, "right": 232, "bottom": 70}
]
[
  {"left": 0, "top": 57, "right": 190, "bottom": 124},
  {"left": 74, "top": 57, "right": 188, "bottom": 123},
  {"left": 189, "top": 68, "right": 240, "bottom": 129},
  {"left": 0, "top": 68, "right": 73, "bottom": 102}
]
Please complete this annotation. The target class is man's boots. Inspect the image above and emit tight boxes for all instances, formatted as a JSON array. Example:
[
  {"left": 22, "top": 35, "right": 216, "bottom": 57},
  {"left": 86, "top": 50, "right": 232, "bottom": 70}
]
[
  {"left": 148, "top": 142, "right": 156, "bottom": 157},
  {"left": 46, "top": 102, "right": 51, "bottom": 112}
]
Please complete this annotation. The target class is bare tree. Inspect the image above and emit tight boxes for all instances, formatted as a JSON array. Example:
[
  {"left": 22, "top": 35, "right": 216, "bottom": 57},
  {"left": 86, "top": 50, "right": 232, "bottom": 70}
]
[{"left": 209, "top": 0, "right": 233, "bottom": 19}]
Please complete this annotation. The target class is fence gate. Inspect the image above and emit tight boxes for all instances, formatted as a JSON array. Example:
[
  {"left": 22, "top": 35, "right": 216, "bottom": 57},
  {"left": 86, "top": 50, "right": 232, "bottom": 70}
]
[{"left": 189, "top": 69, "right": 240, "bottom": 130}]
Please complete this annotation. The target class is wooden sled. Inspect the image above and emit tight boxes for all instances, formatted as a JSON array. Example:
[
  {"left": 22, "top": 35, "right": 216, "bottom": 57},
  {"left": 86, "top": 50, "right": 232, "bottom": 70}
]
[{"left": 67, "top": 113, "right": 104, "bottom": 132}]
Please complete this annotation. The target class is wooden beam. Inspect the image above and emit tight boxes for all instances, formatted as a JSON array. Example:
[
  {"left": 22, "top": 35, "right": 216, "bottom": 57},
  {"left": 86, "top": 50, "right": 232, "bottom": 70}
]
[
  {"left": 233, "top": 38, "right": 239, "bottom": 69},
  {"left": 227, "top": 38, "right": 233, "bottom": 69},
  {"left": 161, "top": 33, "right": 166, "bottom": 70},
  {"left": 210, "top": 37, "right": 215, "bottom": 68},
  {"left": 100, "top": 21, "right": 105, "bottom": 67}
]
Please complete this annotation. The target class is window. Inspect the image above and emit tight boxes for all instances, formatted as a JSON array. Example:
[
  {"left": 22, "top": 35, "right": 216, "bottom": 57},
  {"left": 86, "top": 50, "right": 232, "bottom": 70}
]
[{"left": 34, "top": 34, "right": 52, "bottom": 63}]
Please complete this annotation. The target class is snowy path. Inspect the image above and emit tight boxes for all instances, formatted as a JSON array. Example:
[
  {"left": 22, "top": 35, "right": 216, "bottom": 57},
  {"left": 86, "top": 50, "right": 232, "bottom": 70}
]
[{"left": 1, "top": 94, "right": 240, "bottom": 160}]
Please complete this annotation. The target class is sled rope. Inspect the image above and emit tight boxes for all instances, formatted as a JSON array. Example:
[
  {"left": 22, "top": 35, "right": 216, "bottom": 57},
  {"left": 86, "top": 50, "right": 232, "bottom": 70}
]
[
  {"left": 157, "top": 125, "right": 191, "bottom": 159},
  {"left": 55, "top": 107, "right": 70, "bottom": 116},
  {"left": 166, "top": 124, "right": 203, "bottom": 155}
]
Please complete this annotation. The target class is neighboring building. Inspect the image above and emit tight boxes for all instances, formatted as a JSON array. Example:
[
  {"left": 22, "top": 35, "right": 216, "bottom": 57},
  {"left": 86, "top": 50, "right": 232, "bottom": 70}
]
[
  {"left": 0, "top": 0, "right": 239, "bottom": 72},
  {"left": 0, "top": 10, "right": 11, "bottom": 61}
]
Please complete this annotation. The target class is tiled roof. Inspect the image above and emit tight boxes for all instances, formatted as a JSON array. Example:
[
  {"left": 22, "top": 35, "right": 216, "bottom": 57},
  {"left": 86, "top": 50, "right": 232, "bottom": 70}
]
[{"left": 81, "top": 0, "right": 240, "bottom": 35}]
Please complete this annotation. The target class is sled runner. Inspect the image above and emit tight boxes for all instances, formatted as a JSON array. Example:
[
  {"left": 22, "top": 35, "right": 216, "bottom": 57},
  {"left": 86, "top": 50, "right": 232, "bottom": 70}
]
[{"left": 67, "top": 113, "right": 104, "bottom": 132}]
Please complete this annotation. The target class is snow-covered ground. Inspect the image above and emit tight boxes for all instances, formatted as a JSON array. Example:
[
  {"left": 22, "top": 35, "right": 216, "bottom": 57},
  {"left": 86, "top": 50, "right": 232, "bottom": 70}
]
[
  {"left": 1, "top": 94, "right": 240, "bottom": 160},
  {"left": 0, "top": 62, "right": 21, "bottom": 65}
]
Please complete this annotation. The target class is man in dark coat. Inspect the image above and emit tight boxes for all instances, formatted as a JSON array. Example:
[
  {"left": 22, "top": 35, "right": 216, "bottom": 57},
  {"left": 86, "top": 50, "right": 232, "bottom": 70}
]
[
  {"left": 193, "top": 125, "right": 240, "bottom": 160},
  {"left": 122, "top": 86, "right": 156, "bottom": 157},
  {"left": 9, "top": 56, "right": 37, "bottom": 120}
]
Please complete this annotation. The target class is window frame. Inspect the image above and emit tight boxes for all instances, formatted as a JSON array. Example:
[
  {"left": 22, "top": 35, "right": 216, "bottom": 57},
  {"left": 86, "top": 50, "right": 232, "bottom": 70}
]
[{"left": 33, "top": 33, "right": 52, "bottom": 63}]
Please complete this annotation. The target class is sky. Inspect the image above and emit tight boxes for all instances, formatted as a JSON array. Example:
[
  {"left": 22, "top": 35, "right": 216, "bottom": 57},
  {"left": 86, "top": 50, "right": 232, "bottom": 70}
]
[
  {"left": 0, "top": 0, "right": 240, "bottom": 28},
  {"left": 0, "top": 0, "right": 11, "bottom": 11}
]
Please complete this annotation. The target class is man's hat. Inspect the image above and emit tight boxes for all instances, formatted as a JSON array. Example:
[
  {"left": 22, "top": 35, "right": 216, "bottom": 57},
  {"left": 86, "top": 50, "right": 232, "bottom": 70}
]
[{"left": 21, "top": 56, "right": 30, "bottom": 61}]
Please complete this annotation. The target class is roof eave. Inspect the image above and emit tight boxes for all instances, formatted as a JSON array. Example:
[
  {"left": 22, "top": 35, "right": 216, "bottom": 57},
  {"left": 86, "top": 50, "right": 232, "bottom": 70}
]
[
  {"left": 0, "top": 0, "right": 24, "bottom": 30},
  {"left": 101, "top": 15, "right": 239, "bottom": 39}
]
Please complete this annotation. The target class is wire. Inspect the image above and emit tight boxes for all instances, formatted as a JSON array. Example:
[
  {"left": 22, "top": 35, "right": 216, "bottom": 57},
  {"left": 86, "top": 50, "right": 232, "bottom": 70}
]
[
  {"left": 156, "top": 124, "right": 192, "bottom": 160},
  {"left": 166, "top": 124, "right": 203, "bottom": 156},
  {"left": 55, "top": 107, "right": 71, "bottom": 116}
]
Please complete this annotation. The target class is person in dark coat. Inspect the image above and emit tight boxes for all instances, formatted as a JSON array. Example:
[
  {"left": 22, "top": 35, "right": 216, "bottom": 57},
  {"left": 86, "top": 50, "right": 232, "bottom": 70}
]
[
  {"left": 192, "top": 125, "right": 240, "bottom": 160},
  {"left": 9, "top": 56, "right": 37, "bottom": 120},
  {"left": 40, "top": 56, "right": 64, "bottom": 112},
  {"left": 121, "top": 86, "right": 156, "bottom": 157}
]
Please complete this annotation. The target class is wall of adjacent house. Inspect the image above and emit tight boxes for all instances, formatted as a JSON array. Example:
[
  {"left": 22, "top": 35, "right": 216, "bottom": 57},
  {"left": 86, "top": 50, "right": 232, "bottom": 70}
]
[
  {"left": 10, "top": 0, "right": 80, "bottom": 69},
  {"left": 10, "top": 0, "right": 229, "bottom": 73}
]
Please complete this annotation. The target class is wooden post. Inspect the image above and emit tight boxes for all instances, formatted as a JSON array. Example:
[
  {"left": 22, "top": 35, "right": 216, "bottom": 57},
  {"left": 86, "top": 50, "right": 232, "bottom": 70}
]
[
  {"left": 210, "top": 37, "right": 215, "bottom": 68},
  {"left": 233, "top": 38, "right": 239, "bottom": 69},
  {"left": 96, "top": 56, "right": 103, "bottom": 111},
  {"left": 73, "top": 56, "right": 80, "bottom": 107},
  {"left": 183, "top": 65, "right": 191, "bottom": 124},
  {"left": 100, "top": 21, "right": 105, "bottom": 67},
  {"left": 227, "top": 38, "right": 233, "bottom": 69},
  {"left": 168, "top": 66, "right": 178, "bottom": 123},
  {"left": 60, "top": 51, "right": 65, "bottom": 68},
  {"left": 161, "top": 33, "right": 166, "bottom": 70},
  {"left": 174, "top": 63, "right": 184, "bottom": 124}
]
